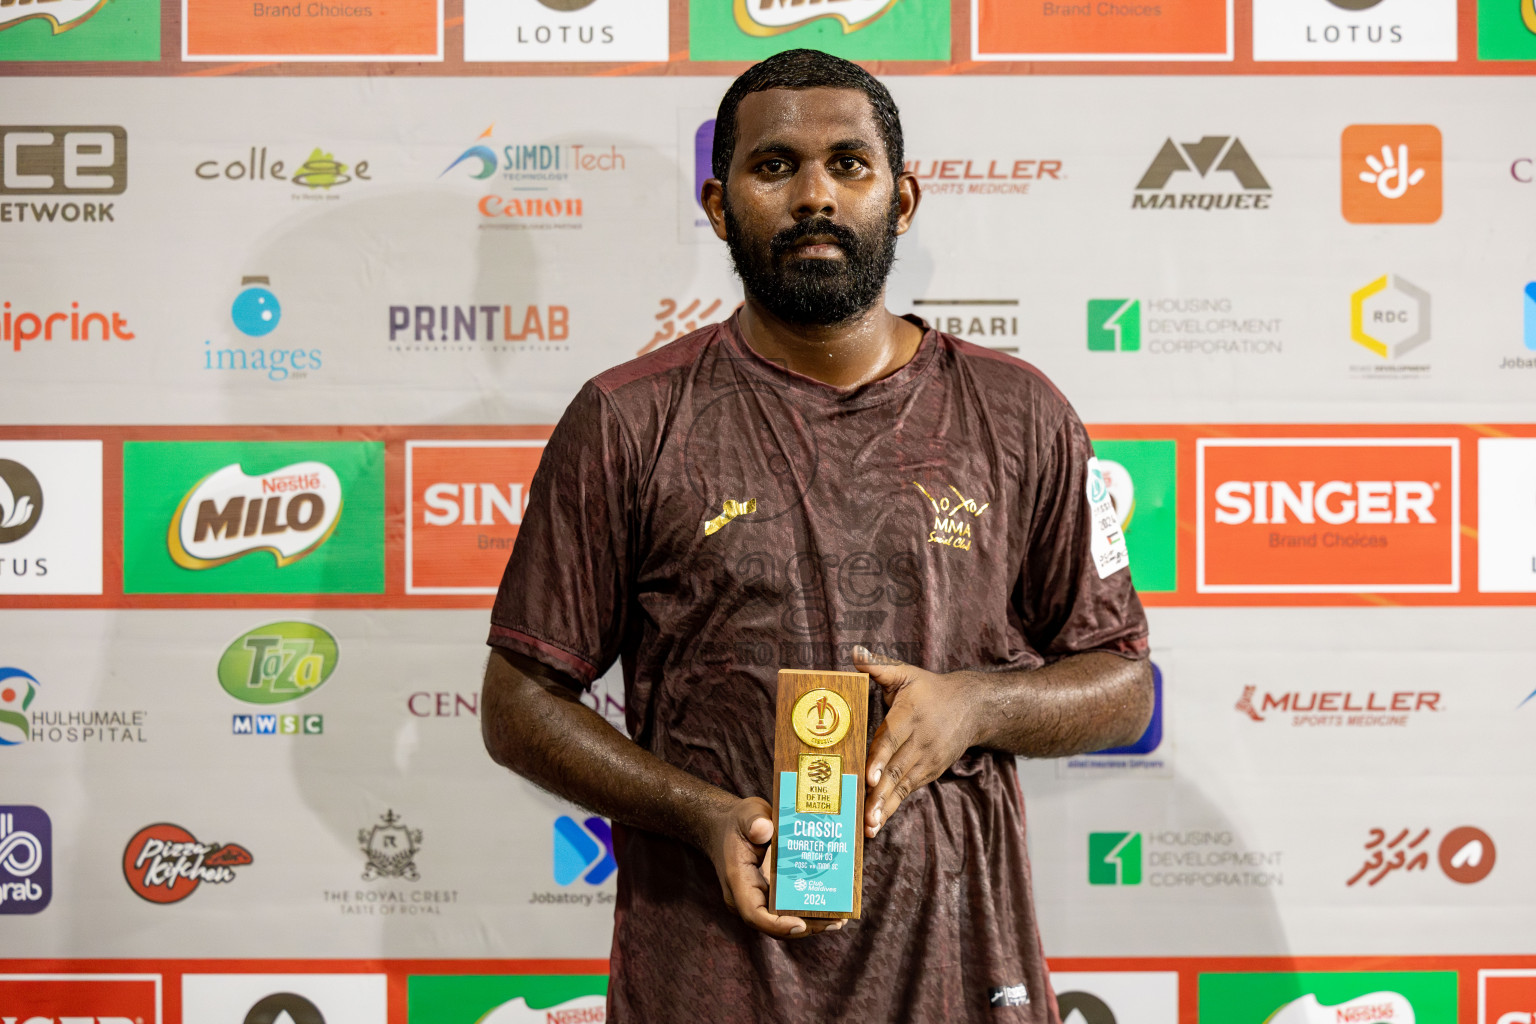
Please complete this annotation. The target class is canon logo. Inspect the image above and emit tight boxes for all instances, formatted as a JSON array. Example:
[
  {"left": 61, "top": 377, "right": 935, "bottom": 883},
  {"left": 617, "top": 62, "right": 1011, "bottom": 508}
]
[{"left": 1212, "top": 480, "right": 1436, "bottom": 526}]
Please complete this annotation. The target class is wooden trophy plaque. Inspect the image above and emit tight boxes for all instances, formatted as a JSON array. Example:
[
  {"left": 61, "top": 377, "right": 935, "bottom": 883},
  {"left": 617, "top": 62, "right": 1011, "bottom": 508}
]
[{"left": 768, "top": 668, "right": 869, "bottom": 920}]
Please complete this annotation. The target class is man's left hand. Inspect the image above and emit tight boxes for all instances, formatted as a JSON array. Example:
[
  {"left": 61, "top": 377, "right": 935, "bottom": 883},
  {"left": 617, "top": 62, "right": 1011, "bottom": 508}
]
[{"left": 853, "top": 645, "right": 981, "bottom": 839}]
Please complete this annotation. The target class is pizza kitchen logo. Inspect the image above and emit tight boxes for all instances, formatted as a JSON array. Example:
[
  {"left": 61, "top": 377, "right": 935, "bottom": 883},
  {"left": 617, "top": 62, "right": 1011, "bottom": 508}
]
[
  {"left": 122, "top": 822, "right": 252, "bottom": 904},
  {"left": 168, "top": 461, "right": 342, "bottom": 570},
  {"left": 735, "top": 0, "right": 897, "bottom": 35}
]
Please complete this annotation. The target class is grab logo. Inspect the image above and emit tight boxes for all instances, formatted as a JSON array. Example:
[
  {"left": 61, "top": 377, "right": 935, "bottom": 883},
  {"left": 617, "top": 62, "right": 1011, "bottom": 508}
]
[
  {"left": 1481, "top": 970, "right": 1536, "bottom": 1024},
  {"left": 1197, "top": 438, "right": 1459, "bottom": 593},
  {"left": 0, "top": 974, "right": 161, "bottom": 1023},
  {"left": 404, "top": 440, "right": 547, "bottom": 594}
]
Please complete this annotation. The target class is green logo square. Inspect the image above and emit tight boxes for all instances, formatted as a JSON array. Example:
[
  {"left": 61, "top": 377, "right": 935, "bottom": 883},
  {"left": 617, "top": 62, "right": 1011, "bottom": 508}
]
[
  {"left": 0, "top": 0, "right": 160, "bottom": 62},
  {"left": 1087, "top": 299, "right": 1141, "bottom": 352},
  {"left": 1198, "top": 971, "right": 1458, "bottom": 1024},
  {"left": 1478, "top": 0, "right": 1536, "bottom": 59},
  {"left": 1091, "top": 439, "right": 1177, "bottom": 593},
  {"left": 122, "top": 441, "right": 384, "bottom": 594},
  {"left": 1088, "top": 831, "right": 1142, "bottom": 885},
  {"left": 689, "top": 0, "right": 949, "bottom": 62},
  {"left": 408, "top": 975, "right": 608, "bottom": 1023}
]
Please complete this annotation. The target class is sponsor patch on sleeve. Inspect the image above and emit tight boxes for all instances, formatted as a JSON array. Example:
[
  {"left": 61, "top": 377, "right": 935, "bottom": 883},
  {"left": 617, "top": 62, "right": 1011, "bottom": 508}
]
[{"left": 1086, "top": 457, "right": 1131, "bottom": 579}]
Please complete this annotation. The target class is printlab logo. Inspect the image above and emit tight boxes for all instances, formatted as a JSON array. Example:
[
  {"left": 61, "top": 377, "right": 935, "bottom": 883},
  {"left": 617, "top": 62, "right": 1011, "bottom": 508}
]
[
  {"left": 0, "top": 666, "right": 38, "bottom": 746},
  {"left": 1346, "top": 825, "right": 1495, "bottom": 887},
  {"left": 553, "top": 814, "right": 615, "bottom": 885},
  {"left": 0, "top": 806, "right": 50, "bottom": 914},
  {"left": 1132, "top": 136, "right": 1271, "bottom": 210},
  {"left": 195, "top": 146, "right": 372, "bottom": 196},
  {"left": 387, "top": 302, "right": 570, "bottom": 350},
  {"left": 360, "top": 810, "right": 422, "bottom": 881},
  {"left": 122, "top": 822, "right": 252, "bottom": 904},
  {"left": 1342, "top": 124, "right": 1442, "bottom": 224},
  {"left": 0, "top": 126, "right": 126, "bottom": 224},
  {"left": 1350, "top": 273, "right": 1430, "bottom": 369},
  {"left": 0, "top": 460, "right": 41, "bottom": 542},
  {"left": 205, "top": 276, "right": 322, "bottom": 383},
  {"left": 1087, "top": 299, "right": 1140, "bottom": 352},
  {"left": 1088, "top": 831, "right": 1142, "bottom": 886}
]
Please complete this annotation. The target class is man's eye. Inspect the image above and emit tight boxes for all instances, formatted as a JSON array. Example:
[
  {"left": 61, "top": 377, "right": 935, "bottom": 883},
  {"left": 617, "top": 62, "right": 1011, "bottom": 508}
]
[
  {"left": 836, "top": 157, "right": 864, "bottom": 171},
  {"left": 761, "top": 159, "right": 789, "bottom": 173}
]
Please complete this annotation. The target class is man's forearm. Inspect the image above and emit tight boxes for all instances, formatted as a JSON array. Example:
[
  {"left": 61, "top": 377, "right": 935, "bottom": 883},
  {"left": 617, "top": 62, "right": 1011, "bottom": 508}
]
[
  {"left": 964, "top": 651, "right": 1154, "bottom": 758},
  {"left": 481, "top": 647, "right": 736, "bottom": 853}
]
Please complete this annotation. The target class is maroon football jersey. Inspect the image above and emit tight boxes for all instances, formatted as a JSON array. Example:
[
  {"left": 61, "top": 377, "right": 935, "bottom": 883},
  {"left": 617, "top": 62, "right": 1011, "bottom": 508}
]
[{"left": 489, "top": 312, "right": 1149, "bottom": 1023}]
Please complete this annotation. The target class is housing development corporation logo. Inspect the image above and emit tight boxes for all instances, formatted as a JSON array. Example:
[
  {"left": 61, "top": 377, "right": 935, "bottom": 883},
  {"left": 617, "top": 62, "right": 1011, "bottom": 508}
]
[
  {"left": 1198, "top": 970, "right": 1457, "bottom": 1024},
  {"left": 405, "top": 441, "right": 546, "bottom": 594},
  {"left": 0, "top": 806, "right": 51, "bottom": 914},
  {"left": 1087, "top": 299, "right": 1140, "bottom": 351},
  {"left": 1089, "top": 829, "right": 1284, "bottom": 890},
  {"left": 1197, "top": 438, "right": 1458, "bottom": 594},
  {"left": 1133, "top": 135, "right": 1271, "bottom": 210},
  {"left": 0, "top": 126, "right": 126, "bottom": 224},
  {"left": 0, "top": 975, "right": 163, "bottom": 1023},
  {"left": 1088, "top": 831, "right": 1142, "bottom": 885},
  {"left": 1342, "top": 124, "right": 1442, "bottom": 223},
  {"left": 122, "top": 822, "right": 252, "bottom": 904},
  {"left": 1087, "top": 297, "right": 1283, "bottom": 357},
  {"left": 553, "top": 814, "right": 615, "bottom": 886}
]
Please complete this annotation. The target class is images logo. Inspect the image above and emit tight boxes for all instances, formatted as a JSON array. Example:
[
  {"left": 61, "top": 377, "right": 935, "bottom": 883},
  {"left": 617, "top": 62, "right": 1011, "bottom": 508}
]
[
  {"left": 405, "top": 440, "right": 546, "bottom": 594},
  {"left": 734, "top": 0, "right": 897, "bottom": 35},
  {"left": 553, "top": 815, "right": 615, "bottom": 885},
  {"left": 1133, "top": 136, "right": 1271, "bottom": 210},
  {"left": 359, "top": 810, "right": 422, "bottom": 882},
  {"left": 1197, "top": 438, "right": 1458, "bottom": 594},
  {"left": 1342, "top": 125, "right": 1442, "bottom": 224},
  {"left": 169, "top": 461, "right": 342, "bottom": 570},
  {"left": 0, "top": 667, "right": 38, "bottom": 746},
  {"left": 0, "top": 975, "right": 162, "bottom": 1023},
  {"left": 0, "top": 126, "right": 126, "bottom": 223},
  {"left": 122, "top": 823, "right": 252, "bottom": 904},
  {"left": 232, "top": 277, "right": 280, "bottom": 337},
  {"left": 0, "top": 806, "right": 50, "bottom": 914},
  {"left": 1087, "top": 300, "right": 1140, "bottom": 352},
  {"left": 203, "top": 276, "right": 322, "bottom": 382},
  {"left": 1351, "top": 274, "right": 1430, "bottom": 360},
  {"left": 219, "top": 621, "right": 339, "bottom": 704},
  {"left": 1088, "top": 831, "right": 1141, "bottom": 885}
]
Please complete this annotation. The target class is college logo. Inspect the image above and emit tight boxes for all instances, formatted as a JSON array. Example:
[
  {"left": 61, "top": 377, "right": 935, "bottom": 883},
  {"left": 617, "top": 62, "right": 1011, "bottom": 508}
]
[
  {"left": 1480, "top": 970, "right": 1536, "bottom": 1024},
  {"left": 122, "top": 823, "right": 252, "bottom": 904},
  {"left": 1350, "top": 274, "right": 1430, "bottom": 360},
  {"left": 0, "top": 126, "right": 125, "bottom": 223},
  {"left": 1198, "top": 971, "right": 1457, "bottom": 1024},
  {"left": 0, "top": 974, "right": 162, "bottom": 1022},
  {"left": 405, "top": 440, "right": 546, "bottom": 593},
  {"left": 1347, "top": 825, "right": 1495, "bottom": 886},
  {"left": 195, "top": 146, "right": 373, "bottom": 194},
  {"left": 405, "top": 976, "right": 608, "bottom": 1024},
  {"left": 1133, "top": 136, "right": 1271, "bottom": 210},
  {"left": 690, "top": 0, "right": 947, "bottom": 60},
  {"left": 1342, "top": 124, "right": 1442, "bottom": 224},
  {"left": 0, "top": 667, "right": 38, "bottom": 745},
  {"left": 359, "top": 810, "right": 422, "bottom": 882},
  {"left": 219, "top": 621, "right": 339, "bottom": 704},
  {"left": 122, "top": 441, "right": 385, "bottom": 595},
  {"left": 183, "top": 974, "right": 389, "bottom": 1024},
  {"left": 0, "top": 806, "right": 50, "bottom": 914},
  {"left": 1197, "top": 438, "right": 1458, "bottom": 593},
  {"left": 554, "top": 815, "right": 615, "bottom": 885}
]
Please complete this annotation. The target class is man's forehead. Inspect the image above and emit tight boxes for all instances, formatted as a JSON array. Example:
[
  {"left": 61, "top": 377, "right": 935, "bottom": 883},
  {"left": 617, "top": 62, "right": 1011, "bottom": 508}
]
[{"left": 733, "top": 87, "right": 882, "bottom": 151}]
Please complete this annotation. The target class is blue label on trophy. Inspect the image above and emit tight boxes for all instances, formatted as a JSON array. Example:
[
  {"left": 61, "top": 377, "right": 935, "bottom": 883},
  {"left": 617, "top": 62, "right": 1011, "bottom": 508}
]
[{"left": 773, "top": 771, "right": 856, "bottom": 914}]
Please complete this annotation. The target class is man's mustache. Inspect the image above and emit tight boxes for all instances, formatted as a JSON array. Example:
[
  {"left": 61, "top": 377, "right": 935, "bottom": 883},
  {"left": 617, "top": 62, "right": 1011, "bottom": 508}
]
[{"left": 770, "top": 217, "right": 862, "bottom": 260}]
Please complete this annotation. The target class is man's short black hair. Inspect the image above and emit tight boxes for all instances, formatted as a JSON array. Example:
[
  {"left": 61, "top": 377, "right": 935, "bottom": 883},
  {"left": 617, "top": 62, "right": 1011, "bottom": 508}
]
[{"left": 711, "top": 48, "right": 905, "bottom": 185}]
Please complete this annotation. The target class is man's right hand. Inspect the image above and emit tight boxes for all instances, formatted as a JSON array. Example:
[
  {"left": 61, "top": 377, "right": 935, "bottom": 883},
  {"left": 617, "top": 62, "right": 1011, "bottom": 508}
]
[{"left": 707, "top": 796, "right": 843, "bottom": 940}]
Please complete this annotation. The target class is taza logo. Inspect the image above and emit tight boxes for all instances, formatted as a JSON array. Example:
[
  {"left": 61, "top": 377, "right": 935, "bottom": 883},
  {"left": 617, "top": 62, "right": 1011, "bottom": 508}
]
[
  {"left": 168, "top": 461, "right": 343, "bottom": 570},
  {"left": 218, "top": 621, "right": 339, "bottom": 704},
  {"left": 122, "top": 822, "right": 252, "bottom": 904}
]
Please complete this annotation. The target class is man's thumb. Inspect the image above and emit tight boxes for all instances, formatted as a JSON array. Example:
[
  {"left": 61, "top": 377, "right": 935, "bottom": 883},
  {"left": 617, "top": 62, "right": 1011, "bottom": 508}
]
[{"left": 853, "top": 644, "right": 914, "bottom": 692}]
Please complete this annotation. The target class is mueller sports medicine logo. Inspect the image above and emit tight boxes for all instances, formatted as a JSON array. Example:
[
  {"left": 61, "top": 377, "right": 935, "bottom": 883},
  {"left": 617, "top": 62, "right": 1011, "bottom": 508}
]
[
  {"left": 168, "top": 462, "right": 343, "bottom": 570},
  {"left": 0, "top": 974, "right": 162, "bottom": 1023},
  {"left": 0, "top": 806, "right": 51, "bottom": 914},
  {"left": 1133, "top": 135, "right": 1271, "bottom": 210},
  {"left": 902, "top": 157, "right": 1062, "bottom": 197},
  {"left": 122, "top": 823, "right": 252, "bottom": 904},
  {"left": 1197, "top": 438, "right": 1458, "bottom": 594},
  {"left": 405, "top": 441, "right": 545, "bottom": 594},
  {"left": 1, "top": 126, "right": 126, "bottom": 224},
  {"left": 735, "top": 0, "right": 898, "bottom": 35},
  {"left": 1236, "top": 684, "right": 1441, "bottom": 728}
]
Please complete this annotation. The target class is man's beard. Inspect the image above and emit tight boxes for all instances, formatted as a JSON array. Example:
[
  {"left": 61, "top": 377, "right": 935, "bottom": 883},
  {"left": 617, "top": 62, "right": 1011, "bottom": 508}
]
[{"left": 724, "top": 194, "right": 900, "bottom": 327}]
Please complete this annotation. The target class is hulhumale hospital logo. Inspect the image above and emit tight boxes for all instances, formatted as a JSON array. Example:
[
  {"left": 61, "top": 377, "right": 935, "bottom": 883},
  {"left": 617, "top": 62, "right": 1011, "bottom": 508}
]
[{"left": 0, "top": 667, "right": 39, "bottom": 746}]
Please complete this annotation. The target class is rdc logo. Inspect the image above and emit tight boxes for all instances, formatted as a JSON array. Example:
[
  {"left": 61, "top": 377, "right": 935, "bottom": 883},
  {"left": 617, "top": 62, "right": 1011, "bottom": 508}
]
[
  {"left": 0, "top": 806, "right": 51, "bottom": 914},
  {"left": 552, "top": 815, "right": 615, "bottom": 886}
]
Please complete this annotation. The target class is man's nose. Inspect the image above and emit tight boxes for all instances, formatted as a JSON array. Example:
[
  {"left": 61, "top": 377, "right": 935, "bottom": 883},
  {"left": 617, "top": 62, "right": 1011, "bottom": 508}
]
[{"left": 789, "top": 162, "right": 837, "bottom": 221}]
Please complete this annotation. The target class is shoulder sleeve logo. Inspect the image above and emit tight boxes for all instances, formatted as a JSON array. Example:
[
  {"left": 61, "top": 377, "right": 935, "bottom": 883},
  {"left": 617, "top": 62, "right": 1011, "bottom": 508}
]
[
  {"left": 1086, "top": 457, "right": 1132, "bottom": 580},
  {"left": 168, "top": 461, "right": 344, "bottom": 570}
]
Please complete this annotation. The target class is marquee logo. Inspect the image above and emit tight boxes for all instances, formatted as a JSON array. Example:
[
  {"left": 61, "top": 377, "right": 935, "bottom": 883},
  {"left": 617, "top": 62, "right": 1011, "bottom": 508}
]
[
  {"left": 405, "top": 440, "right": 545, "bottom": 594},
  {"left": 168, "top": 461, "right": 343, "bottom": 570},
  {"left": 122, "top": 822, "right": 252, "bottom": 904},
  {"left": 1133, "top": 136, "right": 1271, "bottom": 210},
  {"left": 734, "top": 0, "right": 898, "bottom": 36},
  {"left": 1342, "top": 125, "right": 1442, "bottom": 224},
  {"left": 0, "top": 806, "right": 51, "bottom": 914},
  {"left": 1197, "top": 438, "right": 1458, "bottom": 594},
  {"left": 0, "top": 975, "right": 162, "bottom": 1023},
  {"left": 219, "top": 621, "right": 339, "bottom": 704}
]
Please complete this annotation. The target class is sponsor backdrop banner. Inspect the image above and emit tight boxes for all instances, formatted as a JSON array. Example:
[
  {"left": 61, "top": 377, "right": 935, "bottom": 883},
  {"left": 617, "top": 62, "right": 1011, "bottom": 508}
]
[{"left": 3, "top": 2, "right": 1535, "bottom": 1022}]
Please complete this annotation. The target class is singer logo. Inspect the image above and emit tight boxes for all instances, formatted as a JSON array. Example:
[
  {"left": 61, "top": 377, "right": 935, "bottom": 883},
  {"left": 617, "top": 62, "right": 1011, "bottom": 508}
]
[
  {"left": 1197, "top": 438, "right": 1458, "bottom": 593},
  {"left": 169, "top": 462, "right": 342, "bottom": 570},
  {"left": 405, "top": 440, "right": 546, "bottom": 594},
  {"left": 0, "top": 974, "right": 161, "bottom": 1022},
  {"left": 1480, "top": 970, "right": 1536, "bottom": 1024}
]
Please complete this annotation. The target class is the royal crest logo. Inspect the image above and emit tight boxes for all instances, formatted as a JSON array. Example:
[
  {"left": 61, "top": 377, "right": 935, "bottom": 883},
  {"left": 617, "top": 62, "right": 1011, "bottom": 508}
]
[
  {"left": 734, "top": 0, "right": 898, "bottom": 35},
  {"left": 168, "top": 461, "right": 343, "bottom": 570},
  {"left": 359, "top": 809, "right": 422, "bottom": 882},
  {"left": 122, "top": 822, "right": 252, "bottom": 904}
]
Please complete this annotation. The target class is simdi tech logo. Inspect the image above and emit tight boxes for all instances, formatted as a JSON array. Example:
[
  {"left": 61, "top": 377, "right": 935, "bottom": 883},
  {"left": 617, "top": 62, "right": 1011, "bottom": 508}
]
[
  {"left": 405, "top": 440, "right": 546, "bottom": 594},
  {"left": 1197, "top": 438, "right": 1458, "bottom": 594},
  {"left": 0, "top": 441, "right": 104, "bottom": 595},
  {"left": 0, "top": 126, "right": 126, "bottom": 224},
  {"left": 1198, "top": 970, "right": 1457, "bottom": 1024},
  {"left": 122, "top": 441, "right": 384, "bottom": 594},
  {"left": 182, "top": 973, "right": 388, "bottom": 1024},
  {"left": 1342, "top": 125, "right": 1442, "bottom": 224},
  {"left": 689, "top": 0, "right": 949, "bottom": 61},
  {"left": 406, "top": 974, "right": 608, "bottom": 1024},
  {"left": 0, "top": 974, "right": 162, "bottom": 1022}
]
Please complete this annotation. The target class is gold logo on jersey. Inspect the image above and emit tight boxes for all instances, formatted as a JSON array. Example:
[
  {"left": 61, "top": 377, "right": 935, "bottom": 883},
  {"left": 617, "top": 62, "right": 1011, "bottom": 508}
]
[
  {"left": 703, "top": 498, "right": 756, "bottom": 537},
  {"left": 913, "top": 482, "right": 990, "bottom": 553},
  {"left": 792, "top": 688, "right": 851, "bottom": 748}
]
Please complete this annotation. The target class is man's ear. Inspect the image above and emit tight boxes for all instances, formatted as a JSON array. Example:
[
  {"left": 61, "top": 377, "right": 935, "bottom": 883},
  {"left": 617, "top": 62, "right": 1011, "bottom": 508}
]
[
  {"left": 701, "top": 178, "right": 730, "bottom": 242},
  {"left": 895, "top": 172, "right": 921, "bottom": 236}
]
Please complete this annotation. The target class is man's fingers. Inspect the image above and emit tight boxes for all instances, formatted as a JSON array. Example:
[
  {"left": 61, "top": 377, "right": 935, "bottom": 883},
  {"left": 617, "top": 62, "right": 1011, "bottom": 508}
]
[
  {"left": 867, "top": 743, "right": 926, "bottom": 837},
  {"left": 853, "top": 645, "right": 918, "bottom": 700},
  {"left": 865, "top": 704, "right": 912, "bottom": 788}
]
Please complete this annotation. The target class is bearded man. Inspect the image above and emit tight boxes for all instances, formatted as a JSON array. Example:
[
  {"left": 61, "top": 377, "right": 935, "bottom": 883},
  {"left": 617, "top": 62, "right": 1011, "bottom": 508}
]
[{"left": 481, "top": 48, "right": 1153, "bottom": 1023}]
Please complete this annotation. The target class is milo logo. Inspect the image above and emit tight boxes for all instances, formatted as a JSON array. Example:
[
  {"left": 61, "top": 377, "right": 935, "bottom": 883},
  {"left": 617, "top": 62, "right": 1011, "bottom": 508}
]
[
  {"left": 169, "top": 461, "right": 342, "bottom": 569},
  {"left": 218, "top": 622, "right": 338, "bottom": 705}
]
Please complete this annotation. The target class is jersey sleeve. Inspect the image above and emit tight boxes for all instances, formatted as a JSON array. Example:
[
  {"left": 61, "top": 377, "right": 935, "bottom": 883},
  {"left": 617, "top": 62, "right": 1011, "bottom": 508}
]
[
  {"left": 487, "top": 381, "right": 636, "bottom": 690},
  {"left": 1015, "top": 410, "right": 1150, "bottom": 661}
]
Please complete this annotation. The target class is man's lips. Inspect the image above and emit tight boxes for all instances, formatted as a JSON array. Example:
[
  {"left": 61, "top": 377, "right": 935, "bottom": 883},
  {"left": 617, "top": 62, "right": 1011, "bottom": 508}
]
[{"left": 785, "top": 237, "right": 844, "bottom": 258}]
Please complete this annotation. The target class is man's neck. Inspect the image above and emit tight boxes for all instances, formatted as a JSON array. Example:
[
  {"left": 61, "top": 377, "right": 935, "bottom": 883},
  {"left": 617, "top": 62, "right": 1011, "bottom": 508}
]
[{"left": 736, "top": 293, "right": 924, "bottom": 390}]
